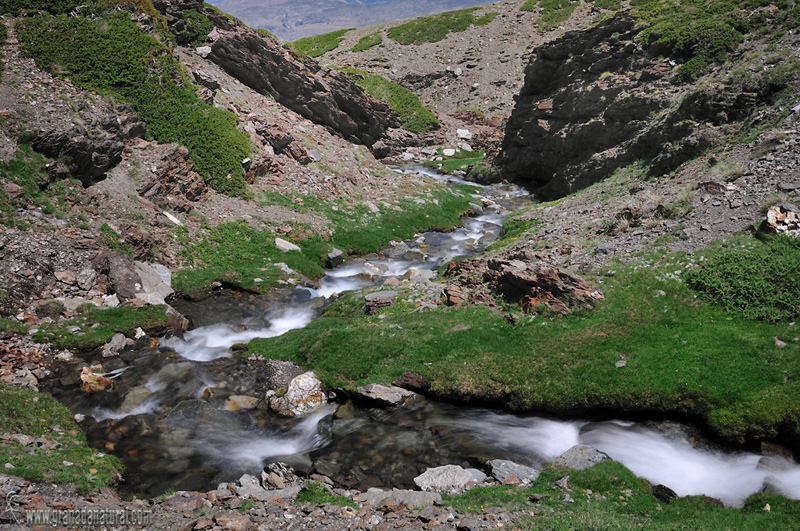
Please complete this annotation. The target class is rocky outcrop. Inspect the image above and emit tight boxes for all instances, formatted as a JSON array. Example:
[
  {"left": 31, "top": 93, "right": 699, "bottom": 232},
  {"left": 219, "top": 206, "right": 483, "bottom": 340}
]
[
  {"left": 444, "top": 251, "right": 603, "bottom": 314},
  {"left": 269, "top": 371, "right": 327, "bottom": 416},
  {"left": 138, "top": 147, "right": 208, "bottom": 213},
  {"left": 31, "top": 106, "right": 144, "bottom": 187},
  {"left": 150, "top": 0, "right": 396, "bottom": 149},
  {"left": 762, "top": 202, "right": 800, "bottom": 236},
  {"left": 499, "top": 13, "right": 773, "bottom": 199}
]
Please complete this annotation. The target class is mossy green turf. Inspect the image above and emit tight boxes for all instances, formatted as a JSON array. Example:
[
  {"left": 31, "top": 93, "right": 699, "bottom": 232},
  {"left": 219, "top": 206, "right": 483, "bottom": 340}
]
[
  {"left": 32, "top": 305, "right": 168, "bottom": 350},
  {"left": 351, "top": 32, "right": 382, "bottom": 52},
  {"left": 177, "top": 186, "right": 475, "bottom": 296},
  {"left": 386, "top": 8, "right": 489, "bottom": 45},
  {"left": 446, "top": 461, "right": 800, "bottom": 529},
  {"left": 245, "top": 235, "right": 800, "bottom": 442},
  {"left": 426, "top": 148, "right": 485, "bottom": 174},
  {"left": 291, "top": 28, "right": 353, "bottom": 57},
  {"left": 0, "top": 381, "right": 124, "bottom": 493},
  {"left": 15, "top": 6, "right": 252, "bottom": 197},
  {"left": 340, "top": 69, "right": 439, "bottom": 135},
  {"left": 296, "top": 481, "right": 359, "bottom": 509}
]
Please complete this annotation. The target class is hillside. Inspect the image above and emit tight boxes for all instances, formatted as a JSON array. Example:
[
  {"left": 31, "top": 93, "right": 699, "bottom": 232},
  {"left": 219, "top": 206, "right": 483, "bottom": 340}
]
[{"left": 1, "top": 0, "right": 800, "bottom": 529}]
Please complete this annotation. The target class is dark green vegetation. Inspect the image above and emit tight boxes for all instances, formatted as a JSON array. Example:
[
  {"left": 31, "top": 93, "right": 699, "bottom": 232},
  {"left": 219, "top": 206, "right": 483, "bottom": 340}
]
[
  {"left": 15, "top": 4, "right": 252, "bottom": 196},
  {"left": 296, "top": 481, "right": 359, "bottom": 509},
  {"left": 386, "top": 8, "right": 493, "bottom": 45},
  {"left": 0, "top": 381, "right": 124, "bottom": 493},
  {"left": 246, "top": 233, "right": 800, "bottom": 442},
  {"left": 0, "top": 145, "right": 86, "bottom": 229},
  {"left": 180, "top": 8, "right": 214, "bottom": 47},
  {"left": 0, "top": 0, "right": 82, "bottom": 15},
  {"left": 533, "top": 0, "right": 580, "bottom": 31},
  {"left": 32, "top": 305, "right": 168, "bottom": 350},
  {"left": 341, "top": 69, "right": 439, "bottom": 134},
  {"left": 350, "top": 32, "right": 382, "bottom": 52},
  {"left": 426, "top": 148, "right": 485, "bottom": 174},
  {"left": 634, "top": 0, "right": 800, "bottom": 83},
  {"left": 291, "top": 28, "right": 353, "bottom": 57},
  {"left": 447, "top": 462, "right": 800, "bottom": 530},
  {"left": 686, "top": 235, "right": 800, "bottom": 322}
]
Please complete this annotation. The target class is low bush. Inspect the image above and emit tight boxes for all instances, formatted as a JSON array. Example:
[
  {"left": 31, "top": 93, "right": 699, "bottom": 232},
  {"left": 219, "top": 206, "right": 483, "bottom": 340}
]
[{"left": 685, "top": 235, "right": 800, "bottom": 322}]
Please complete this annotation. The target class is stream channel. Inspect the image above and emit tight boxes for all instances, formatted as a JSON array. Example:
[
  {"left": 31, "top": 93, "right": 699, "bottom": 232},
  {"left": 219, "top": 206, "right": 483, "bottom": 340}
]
[{"left": 52, "top": 166, "right": 800, "bottom": 507}]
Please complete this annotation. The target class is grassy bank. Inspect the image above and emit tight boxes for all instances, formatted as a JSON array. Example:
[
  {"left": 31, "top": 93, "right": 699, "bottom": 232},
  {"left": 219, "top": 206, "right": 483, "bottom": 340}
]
[
  {"left": 245, "top": 233, "right": 800, "bottom": 442},
  {"left": 0, "top": 382, "right": 124, "bottom": 493},
  {"left": 447, "top": 461, "right": 800, "bottom": 530}
]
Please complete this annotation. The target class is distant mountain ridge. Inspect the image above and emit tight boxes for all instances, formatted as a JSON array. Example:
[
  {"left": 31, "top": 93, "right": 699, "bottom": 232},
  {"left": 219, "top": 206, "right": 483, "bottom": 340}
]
[{"left": 210, "top": 0, "right": 493, "bottom": 40}]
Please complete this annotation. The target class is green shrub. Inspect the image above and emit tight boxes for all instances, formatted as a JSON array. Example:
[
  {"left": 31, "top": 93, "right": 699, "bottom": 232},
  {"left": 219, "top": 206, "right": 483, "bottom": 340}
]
[
  {"left": 594, "top": 0, "right": 622, "bottom": 10},
  {"left": 16, "top": 11, "right": 251, "bottom": 197},
  {"left": 0, "top": 0, "right": 82, "bottom": 15},
  {"left": 341, "top": 69, "right": 438, "bottom": 134},
  {"left": 520, "top": 0, "right": 538, "bottom": 11},
  {"left": 351, "top": 32, "right": 382, "bottom": 52},
  {"left": 387, "top": 8, "right": 478, "bottom": 45},
  {"left": 685, "top": 235, "right": 800, "bottom": 322},
  {"left": 181, "top": 8, "right": 214, "bottom": 47},
  {"left": 291, "top": 28, "right": 352, "bottom": 57}
]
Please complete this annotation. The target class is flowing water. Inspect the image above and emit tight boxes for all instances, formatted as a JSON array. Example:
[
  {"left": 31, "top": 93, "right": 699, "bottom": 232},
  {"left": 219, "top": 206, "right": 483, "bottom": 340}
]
[{"left": 51, "top": 166, "right": 800, "bottom": 506}]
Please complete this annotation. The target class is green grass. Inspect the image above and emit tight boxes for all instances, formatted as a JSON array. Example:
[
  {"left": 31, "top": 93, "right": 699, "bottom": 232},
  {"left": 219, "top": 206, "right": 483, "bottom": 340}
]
[
  {"left": 520, "top": 0, "right": 538, "bottom": 11},
  {"left": 387, "top": 8, "right": 489, "bottom": 45},
  {"left": 0, "top": 317, "right": 27, "bottom": 337},
  {"left": 446, "top": 461, "right": 800, "bottom": 530},
  {"left": 15, "top": 8, "right": 252, "bottom": 196},
  {"left": 31, "top": 305, "right": 169, "bottom": 350},
  {"left": 426, "top": 148, "right": 485, "bottom": 174},
  {"left": 245, "top": 234, "right": 800, "bottom": 442},
  {"left": 173, "top": 221, "right": 329, "bottom": 297},
  {"left": 351, "top": 32, "right": 383, "bottom": 52},
  {"left": 474, "top": 11, "right": 498, "bottom": 26},
  {"left": 291, "top": 28, "right": 353, "bottom": 57},
  {"left": 295, "top": 480, "right": 359, "bottom": 509},
  {"left": 340, "top": 69, "right": 439, "bottom": 134},
  {"left": 0, "top": 381, "right": 124, "bottom": 493}
]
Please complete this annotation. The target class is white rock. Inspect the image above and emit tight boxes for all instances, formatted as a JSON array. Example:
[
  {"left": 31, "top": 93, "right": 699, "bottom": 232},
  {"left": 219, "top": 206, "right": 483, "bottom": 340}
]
[
  {"left": 442, "top": 148, "right": 456, "bottom": 157},
  {"left": 275, "top": 238, "right": 301, "bottom": 252},
  {"left": 456, "top": 129, "right": 473, "bottom": 140}
]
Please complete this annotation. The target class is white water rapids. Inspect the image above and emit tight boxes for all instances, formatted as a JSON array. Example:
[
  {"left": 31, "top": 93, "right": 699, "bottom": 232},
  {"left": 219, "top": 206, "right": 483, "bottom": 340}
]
[{"left": 86, "top": 167, "right": 800, "bottom": 505}]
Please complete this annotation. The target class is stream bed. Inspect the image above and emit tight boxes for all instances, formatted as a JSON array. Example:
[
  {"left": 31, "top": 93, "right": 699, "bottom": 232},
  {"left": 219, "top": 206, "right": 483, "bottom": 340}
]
[{"left": 48, "top": 167, "right": 800, "bottom": 507}]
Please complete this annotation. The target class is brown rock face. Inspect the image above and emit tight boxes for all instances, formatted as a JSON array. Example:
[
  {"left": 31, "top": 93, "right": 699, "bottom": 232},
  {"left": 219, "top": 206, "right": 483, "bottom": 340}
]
[
  {"left": 139, "top": 147, "right": 208, "bottom": 213},
  {"left": 500, "top": 13, "right": 775, "bottom": 199}
]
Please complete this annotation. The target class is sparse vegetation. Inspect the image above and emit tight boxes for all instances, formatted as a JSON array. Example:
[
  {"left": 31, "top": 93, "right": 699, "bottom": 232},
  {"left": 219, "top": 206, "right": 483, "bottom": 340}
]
[
  {"left": 350, "top": 32, "right": 382, "bottom": 52},
  {"left": 180, "top": 8, "right": 214, "bottom": 47},
  {"left": 296, "top": 480, "right": 359, "bottom": 509},
  {"left": 291, "top": 28, "right": 353, "bottom": 57},
  {"left": 535, "top": 0, "right": 580, "bottom": 31},
  {"left": 340, "top": 69, "right": 439, "bottom": 134},
  {"left": 426, "top": 148, "right": 485, "bottom": 173}
]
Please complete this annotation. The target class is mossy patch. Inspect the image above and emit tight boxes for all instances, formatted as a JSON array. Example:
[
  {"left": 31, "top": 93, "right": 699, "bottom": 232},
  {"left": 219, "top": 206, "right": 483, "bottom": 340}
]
[
  {"left": 340, "top": 68, "right": 439, "bottom": 135},
  {"left": 32, "top": 305, "right": 169, "bottom": 350},
  {"left": 386, "top": 8, "right": 491, "bottom": 45},
  {"left": 0, "top": 381, "right": 124, "bottom": 493},
  {"left": 290, "top": 28, "right": 353, "bottom": 57},
  {"left": 351, "top": 32, "right": 382, "bottom": 52}
]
